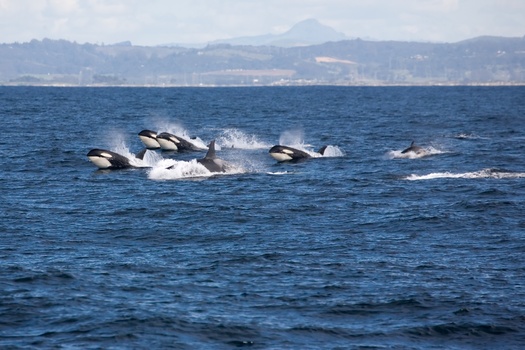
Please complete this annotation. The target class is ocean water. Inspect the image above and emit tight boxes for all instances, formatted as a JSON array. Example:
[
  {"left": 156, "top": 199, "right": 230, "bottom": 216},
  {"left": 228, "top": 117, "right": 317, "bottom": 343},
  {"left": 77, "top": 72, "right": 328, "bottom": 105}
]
[{"left": 1, "top": 86, "right": 524, "bottom": 349}]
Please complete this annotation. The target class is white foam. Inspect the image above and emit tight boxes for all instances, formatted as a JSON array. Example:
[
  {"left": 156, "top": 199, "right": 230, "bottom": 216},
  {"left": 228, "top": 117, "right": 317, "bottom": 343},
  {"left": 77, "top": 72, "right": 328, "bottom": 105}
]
[
  {"left": 279, "top": 129, "right": 306, "bottom": 146},
  {"left": 148, "top": 159, "right": 211, "bottom": 180},
  {"left": 148, "top": 159, "right": 246, "bottom": 180},
  {"left": 129, "top": 150, "right": 163, "bottom": 168},
  {"left": 217, "top": 128, "right": 271, "bottom": 149},
  {"left": 267, "top": 171, "right": 292, "bottom": 175},
  {"left": 321, "top": 145, "right": 345, "bottom": 157},
  {"left": 388, "top": 146, "right": 447, "bottom": 159},
  {"left": 453, "top": 133, "right": 488, "bottom": 140},
  {"left": 405, "top": 168, "right": 525, "bottom": 180}
]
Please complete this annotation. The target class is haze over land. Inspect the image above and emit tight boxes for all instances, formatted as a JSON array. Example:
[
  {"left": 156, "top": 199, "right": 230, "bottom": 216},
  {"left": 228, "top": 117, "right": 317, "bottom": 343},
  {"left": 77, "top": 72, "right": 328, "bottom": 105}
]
[
  {"left": 2, "top": 20, "right": 523, "bottom": 87},
  {"left": 1, "top": 0, "right": 524, "bottom": 46},
  {"left": 1, "top": 0, "right": 524, "bottom": 86}
]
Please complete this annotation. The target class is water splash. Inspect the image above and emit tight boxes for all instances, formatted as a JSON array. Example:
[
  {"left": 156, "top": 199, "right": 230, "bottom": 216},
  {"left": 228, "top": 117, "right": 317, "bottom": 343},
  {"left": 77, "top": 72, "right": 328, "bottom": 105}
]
[
  {"left": 405, "top": 168, "right": 525, "bottom": 180},
  {"left": 151, "top": 120, "right": 208, "bottom": 150},
  {"left": 321, "top": 145, "right": 345, "bottom": 157},
  {"left": 453, "top": 133, "right": 488, "bottom": 140},
  {"left": 148, "top": 159, "right": 212, "bottom": 180},
  {"left": 216, "top": 128, "right": 271, "bottom": 149},
  {"left": 278, "top": 129, "right": 308, "bottom": 148},
  {"left": 388, "top": 146, "right": 447, "bottom": 159},
  {"left": 148, "top": 159, "right": 246, "bottom": 180}
]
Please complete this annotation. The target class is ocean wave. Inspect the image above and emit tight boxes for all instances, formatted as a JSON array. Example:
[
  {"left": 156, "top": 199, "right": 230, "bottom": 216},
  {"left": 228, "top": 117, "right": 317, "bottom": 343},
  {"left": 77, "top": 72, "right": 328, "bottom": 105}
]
[
  {"left": 405, "top": 168, "right": 525, "bottom": 180},
  {"left": 406, "top": 322, "right": 519, "bottom": 337},
  {"left": 453, "top": 133, "right": 488, "bottom": 140}
]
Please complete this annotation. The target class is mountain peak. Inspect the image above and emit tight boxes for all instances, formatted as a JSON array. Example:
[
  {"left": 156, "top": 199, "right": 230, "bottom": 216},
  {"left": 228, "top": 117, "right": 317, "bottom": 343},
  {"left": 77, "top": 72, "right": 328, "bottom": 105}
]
[
  {"left": 280, "top": 19, "right": 347, "bottom": 45},
  {"left": 206, "top": 19, "right": 348, "bottom": 48},
  {"left": 287, "top": 19, "right": 343, "bottom": 36}
]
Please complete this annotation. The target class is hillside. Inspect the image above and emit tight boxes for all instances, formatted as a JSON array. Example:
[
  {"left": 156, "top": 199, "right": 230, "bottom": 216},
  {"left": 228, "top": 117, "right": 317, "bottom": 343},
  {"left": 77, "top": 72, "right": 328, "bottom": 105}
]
[{"left": 1, "top": 35, "right": 524, "bottom": 86}]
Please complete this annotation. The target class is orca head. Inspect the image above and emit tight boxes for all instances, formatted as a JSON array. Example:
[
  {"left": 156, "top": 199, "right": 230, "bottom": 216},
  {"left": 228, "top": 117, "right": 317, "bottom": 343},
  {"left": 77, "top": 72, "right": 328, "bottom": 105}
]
[
  {"left": 156, "top": 132, "right": 180, "bottom": 151},
  {"left": 87, "top": 149, "right": 132, "bottom": 169},
  {"left": 269, "top": 145, "right": 311, "bottom": 162},
  {"left": 138, "top": 129, "right": 160, "bottom": 150}
]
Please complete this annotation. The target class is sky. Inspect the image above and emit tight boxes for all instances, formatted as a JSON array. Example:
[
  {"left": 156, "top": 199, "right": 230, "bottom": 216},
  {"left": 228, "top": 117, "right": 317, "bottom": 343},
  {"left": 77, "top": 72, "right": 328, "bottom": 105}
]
[{"left": 1, "top": 0, "right": 524, "bottom": 46}]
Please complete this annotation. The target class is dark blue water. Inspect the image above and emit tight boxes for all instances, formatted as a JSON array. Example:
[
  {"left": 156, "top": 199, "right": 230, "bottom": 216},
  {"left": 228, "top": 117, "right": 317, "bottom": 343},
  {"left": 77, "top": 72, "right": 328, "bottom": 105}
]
[{"left": 1, "top": 86, "right": 525, "bottom": 349}]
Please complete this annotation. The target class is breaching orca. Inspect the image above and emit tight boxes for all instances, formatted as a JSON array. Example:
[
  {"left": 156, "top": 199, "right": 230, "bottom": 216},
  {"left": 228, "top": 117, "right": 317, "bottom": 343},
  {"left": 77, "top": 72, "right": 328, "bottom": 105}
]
[
  {"left": 87, "top": 148, "right": 148, "bottom": 170},
  {"left": 138, "top": 129, "right": 161, "bottom": 150},
  {"left": 269, "top": 145, "right": 328, "bottom": 162},
  {"left": 401, "top": 141, "right": 423, "bottom": 154},
  {"left": 156, "top": 132, "right": 203, "bottom": 152}
]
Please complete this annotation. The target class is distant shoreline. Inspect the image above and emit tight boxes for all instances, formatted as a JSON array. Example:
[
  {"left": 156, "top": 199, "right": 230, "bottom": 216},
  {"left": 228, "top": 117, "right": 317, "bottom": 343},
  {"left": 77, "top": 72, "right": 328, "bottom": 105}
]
[{"left": 1, "top": 82, "right": 524, "bottom": 88}]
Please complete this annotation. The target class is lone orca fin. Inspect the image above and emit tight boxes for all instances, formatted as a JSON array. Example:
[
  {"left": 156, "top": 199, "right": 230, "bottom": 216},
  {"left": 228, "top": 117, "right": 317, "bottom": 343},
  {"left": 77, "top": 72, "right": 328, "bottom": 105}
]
[
  {"left": 204, "top": 140, "right": 217, "bottom": 159},
  {"left": 318, "top": 145, "right": 328, "bottom": 155},
  {"left": 135, "top": 148, "right": 148, "bottom": 160}
]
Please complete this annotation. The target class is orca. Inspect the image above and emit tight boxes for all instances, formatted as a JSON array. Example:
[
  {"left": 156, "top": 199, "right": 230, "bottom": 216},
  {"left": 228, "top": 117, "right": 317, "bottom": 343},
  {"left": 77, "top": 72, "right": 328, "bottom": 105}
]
[
  {"left": 87, "top": 148, "right": 148, "bottom": 170},
  {"left": 156, "top": 132, "right": 203, "bottom": 152},
  {"left": 197, "top": 140, "right": 229, "bottom": 172},
  {"left": 401, "top": 141, "right": 423, "bottom": 154},
  {"left": 167, "top": 140, "right": 228, "bottom": 172},
  {"left": 138, "top": 129, "right": 161, "bottom": 150},
  {"left": 269, "top": 145, "right": 328, "bottom": 162}
]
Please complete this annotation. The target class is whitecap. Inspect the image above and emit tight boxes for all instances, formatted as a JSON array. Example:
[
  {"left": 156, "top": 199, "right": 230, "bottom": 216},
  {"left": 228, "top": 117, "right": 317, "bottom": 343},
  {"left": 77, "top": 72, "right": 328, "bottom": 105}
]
[{"left": 405, "top": 168, "right": 525, "bottom": 180}]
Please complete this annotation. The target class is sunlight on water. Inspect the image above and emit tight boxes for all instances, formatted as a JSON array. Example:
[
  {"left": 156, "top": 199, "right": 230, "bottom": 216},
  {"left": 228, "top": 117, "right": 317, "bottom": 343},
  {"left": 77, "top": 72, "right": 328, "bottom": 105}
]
[{"left": 406, "top": 168, "right": 525, "bottom": 180}]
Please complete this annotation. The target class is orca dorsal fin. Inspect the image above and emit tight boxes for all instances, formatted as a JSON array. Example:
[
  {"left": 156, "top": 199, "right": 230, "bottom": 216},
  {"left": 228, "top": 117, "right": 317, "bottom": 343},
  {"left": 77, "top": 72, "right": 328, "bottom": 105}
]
[
  {"left": 204, "top": 140, "right": 217, "bottom": 159},
  {"left": 135, "top": 148, "right": 147, "bottom": 160}
]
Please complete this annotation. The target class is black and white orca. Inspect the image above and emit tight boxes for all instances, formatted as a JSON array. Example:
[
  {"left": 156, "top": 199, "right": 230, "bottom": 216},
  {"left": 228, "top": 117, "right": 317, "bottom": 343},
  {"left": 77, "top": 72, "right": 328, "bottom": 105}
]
[
  {"left": 87, "top": 148, "right": 148, "bottom": 170},
  {"left": 156, "top": 132, "right": 203, "bottom": 152},
  {"left": 401, "top": 141, "right": 423, "bottom": 154},
  {"left": 269, "top": 145, "right": 328, "bottom": 162},
  {"left": 197, "top": 140, "right": 228, "bottom": 172},
  {"left": 167, "top": 140, "right": 228, "bottom": 172},
  {"left": 138, "top": 129, "right": 161, "bottom": 150}
]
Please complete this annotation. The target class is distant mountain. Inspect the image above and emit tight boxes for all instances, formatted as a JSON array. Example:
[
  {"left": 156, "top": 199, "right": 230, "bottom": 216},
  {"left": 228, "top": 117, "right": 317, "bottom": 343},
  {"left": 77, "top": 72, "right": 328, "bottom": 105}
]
[{"left": 169, "top": 19, "right": 349, "bottom": 48}]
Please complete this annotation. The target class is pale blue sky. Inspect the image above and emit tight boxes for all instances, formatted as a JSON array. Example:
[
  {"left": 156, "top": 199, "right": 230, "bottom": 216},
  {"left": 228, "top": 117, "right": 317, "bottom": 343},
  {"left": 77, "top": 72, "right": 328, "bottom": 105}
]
[{"left": 1, "top": 0, "right": 524, "bottom": 45}]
